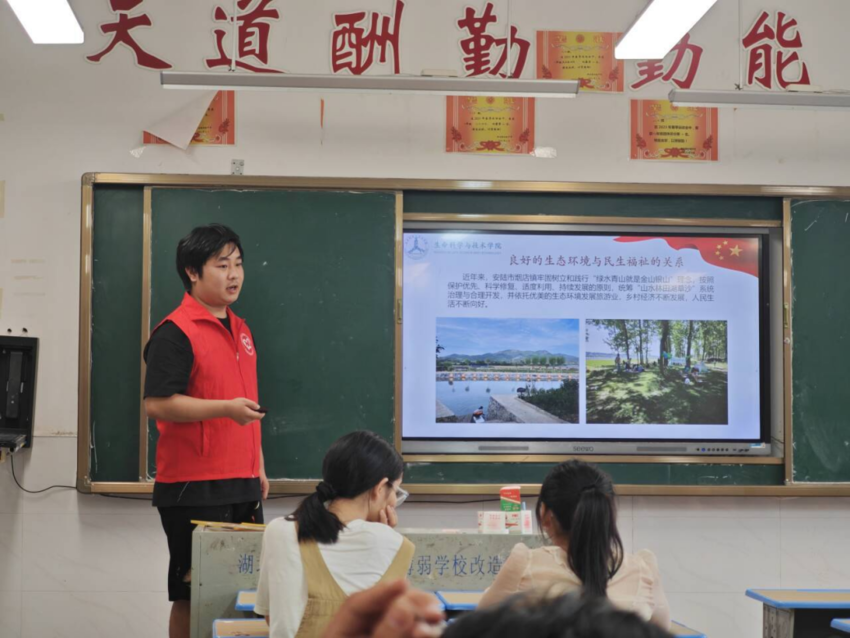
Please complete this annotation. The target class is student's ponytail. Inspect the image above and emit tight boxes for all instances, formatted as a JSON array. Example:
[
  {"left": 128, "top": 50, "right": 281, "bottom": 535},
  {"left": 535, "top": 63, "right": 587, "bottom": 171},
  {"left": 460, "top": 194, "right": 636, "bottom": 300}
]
[
  {"left": 287, "top": 430, "right": 403, "bottom": 544},
  {"left": 536, "top": 461, "right": 624, "bottom": 598},
  {"left": 288, "top": 480, "right": 346, "bottom": 544},
  {"left": 567, "top": 484, "right": 623, "bottom": 598}
]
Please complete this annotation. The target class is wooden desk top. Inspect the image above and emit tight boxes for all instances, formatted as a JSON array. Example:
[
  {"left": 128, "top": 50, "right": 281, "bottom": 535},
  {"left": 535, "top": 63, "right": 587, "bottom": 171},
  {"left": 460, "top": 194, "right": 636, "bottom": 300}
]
[
  {"left": 213, "top": 619, "right": 268, "bottom": 638},
  {"left": 235, "top": 590, "right": 257, "bottom": 612},
  {"left": 746, "top": 589, "right": 850, "bottom": 609},
  {"left": 671, "top": 621, "right": 706, "bottom": 637}
]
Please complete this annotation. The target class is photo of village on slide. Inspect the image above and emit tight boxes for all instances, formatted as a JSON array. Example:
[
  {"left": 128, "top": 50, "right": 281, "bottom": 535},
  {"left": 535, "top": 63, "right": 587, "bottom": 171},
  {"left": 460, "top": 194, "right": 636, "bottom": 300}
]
[
  {"left": 435, "top": 318, "right": 580, "bottom": 424},
  {"left": 586, "top": 319, "right": 729, "bottom": 425}
]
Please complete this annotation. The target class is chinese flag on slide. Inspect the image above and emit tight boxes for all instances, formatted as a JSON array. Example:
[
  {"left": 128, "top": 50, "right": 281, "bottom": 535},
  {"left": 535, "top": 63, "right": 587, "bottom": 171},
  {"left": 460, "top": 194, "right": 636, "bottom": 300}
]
[{"left": 615, "top": 237, "right": 759, "bottom": 277}]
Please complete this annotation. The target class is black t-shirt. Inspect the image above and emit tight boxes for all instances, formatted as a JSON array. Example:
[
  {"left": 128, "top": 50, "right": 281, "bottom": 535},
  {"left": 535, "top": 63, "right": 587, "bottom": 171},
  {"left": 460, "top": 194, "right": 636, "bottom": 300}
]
[{"left": 144, "top": 317, "right": 261, "bottom": 508}]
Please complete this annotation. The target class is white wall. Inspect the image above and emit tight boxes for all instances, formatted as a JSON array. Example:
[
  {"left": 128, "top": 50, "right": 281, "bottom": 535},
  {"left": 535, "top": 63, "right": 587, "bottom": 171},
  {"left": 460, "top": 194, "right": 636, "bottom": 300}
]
[{"left": 2, "top": 1, "right": 849, "bottom": 637}]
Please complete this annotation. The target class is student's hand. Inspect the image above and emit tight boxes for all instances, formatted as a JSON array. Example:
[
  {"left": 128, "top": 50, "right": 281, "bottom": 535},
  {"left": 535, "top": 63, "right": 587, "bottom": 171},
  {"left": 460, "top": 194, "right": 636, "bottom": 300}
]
[
  {"left": 259, "top": 468, "right": 270, "bottom": 500},
  {"left": 228, "top": 398, "right": 265, "bottom": 426},
  {"left": 379, "top": 504, "right": 398, "bottom": 528},
  {"left": 322, "top": 579, "right": 445, "bottom": 638}
]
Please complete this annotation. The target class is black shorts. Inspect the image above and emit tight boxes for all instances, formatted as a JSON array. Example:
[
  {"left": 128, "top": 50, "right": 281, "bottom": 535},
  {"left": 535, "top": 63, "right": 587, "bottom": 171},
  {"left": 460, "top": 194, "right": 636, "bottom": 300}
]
[{"left": 158, "top": 501, "right": 264, "bottom": 601}]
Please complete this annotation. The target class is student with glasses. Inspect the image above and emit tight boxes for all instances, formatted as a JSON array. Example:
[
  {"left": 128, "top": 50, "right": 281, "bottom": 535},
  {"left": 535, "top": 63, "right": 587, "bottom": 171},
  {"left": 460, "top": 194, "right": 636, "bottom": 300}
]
[{"left": 255, "top": 430, "right": 414, "bottom": 638}]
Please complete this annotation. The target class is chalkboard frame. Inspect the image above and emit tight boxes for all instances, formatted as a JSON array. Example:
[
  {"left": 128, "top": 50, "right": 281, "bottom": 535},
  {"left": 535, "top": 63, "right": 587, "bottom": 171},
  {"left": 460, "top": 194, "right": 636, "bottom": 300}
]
[{"left": 76, "top": 174, "right": 850, "bottom": 495}]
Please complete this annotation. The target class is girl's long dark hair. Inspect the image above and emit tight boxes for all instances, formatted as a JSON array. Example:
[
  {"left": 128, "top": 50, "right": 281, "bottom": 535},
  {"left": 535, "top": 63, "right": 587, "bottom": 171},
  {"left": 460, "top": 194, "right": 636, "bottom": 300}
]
[
  {"left": 287, "top": 430, "right": 403, "bottom": 544},
  {"left": 536, "top": 460, "right": 624, "bottom": 598}
]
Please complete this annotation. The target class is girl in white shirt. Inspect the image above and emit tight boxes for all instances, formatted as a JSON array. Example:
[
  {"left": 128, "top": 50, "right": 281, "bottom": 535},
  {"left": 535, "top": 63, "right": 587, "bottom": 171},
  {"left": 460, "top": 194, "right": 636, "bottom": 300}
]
[
  {"left": 255, "top": 430, "right": 413, "bottom": 638},
  {"left": 479, "top": 460, "right": 670, "bottom": 630}
]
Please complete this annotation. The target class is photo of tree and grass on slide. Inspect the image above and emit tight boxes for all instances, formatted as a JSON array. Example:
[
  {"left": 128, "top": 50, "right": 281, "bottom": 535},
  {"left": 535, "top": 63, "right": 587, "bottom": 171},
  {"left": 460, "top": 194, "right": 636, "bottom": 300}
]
[
  {"left": 435, "top": 318, "right": 580, "bottom": 424},
  {"left": 585, "top": 319, "right": 728, "bottom": 425}
]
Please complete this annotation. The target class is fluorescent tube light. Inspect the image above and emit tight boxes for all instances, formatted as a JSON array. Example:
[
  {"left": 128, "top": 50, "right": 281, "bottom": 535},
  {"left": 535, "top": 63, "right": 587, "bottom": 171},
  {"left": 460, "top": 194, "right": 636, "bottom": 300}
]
[
  {"left": 161, "top": 72, "right": 580, "bottom": 99},
  {"left": 6, "top": 0, "right": 84, "bottom": 44},
  {"left": 615, "top": 0, "right": 718, "bottom": 60},
  {"left": 670, "top": 88, "right": 850, "bottom": 110}
]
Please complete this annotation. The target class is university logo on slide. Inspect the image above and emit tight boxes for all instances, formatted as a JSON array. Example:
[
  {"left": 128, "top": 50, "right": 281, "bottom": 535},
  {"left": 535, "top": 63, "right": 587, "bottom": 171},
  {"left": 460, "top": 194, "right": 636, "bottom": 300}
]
[
  {"left": 405, "top": 235, "right": 429, "bottom": 260},
  {"left": 240, "top": 333, "right": 255, "bottom": 356}
]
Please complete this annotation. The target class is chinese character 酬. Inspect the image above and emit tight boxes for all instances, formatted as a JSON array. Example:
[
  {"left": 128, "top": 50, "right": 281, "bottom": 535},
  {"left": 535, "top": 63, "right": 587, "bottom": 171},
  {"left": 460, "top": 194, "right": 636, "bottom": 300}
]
[{"left": 332, "top": 0, "right": 404, "bottom": 75}]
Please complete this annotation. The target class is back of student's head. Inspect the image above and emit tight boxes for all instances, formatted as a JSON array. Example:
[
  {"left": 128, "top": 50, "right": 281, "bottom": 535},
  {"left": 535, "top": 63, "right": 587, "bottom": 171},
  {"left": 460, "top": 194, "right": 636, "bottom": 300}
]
[
  {"left": 176, "top": 224, "right": 244, "bottom": 292},
  {"left": 537, "top": 460, "right": 624, "bottom": 598},
  {"left": 442, "top": 591, "right": 673, "bottom": 638},
  {"left": 288, "top": 430, "right": 403, "bottom": 544}
]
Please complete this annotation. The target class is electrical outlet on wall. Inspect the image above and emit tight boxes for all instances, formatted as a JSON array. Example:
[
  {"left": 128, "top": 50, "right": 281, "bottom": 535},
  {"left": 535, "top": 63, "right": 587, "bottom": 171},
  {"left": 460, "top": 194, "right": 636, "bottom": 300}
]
[{"left": 231, "top": 159, "right": 245, "bottom": 175}]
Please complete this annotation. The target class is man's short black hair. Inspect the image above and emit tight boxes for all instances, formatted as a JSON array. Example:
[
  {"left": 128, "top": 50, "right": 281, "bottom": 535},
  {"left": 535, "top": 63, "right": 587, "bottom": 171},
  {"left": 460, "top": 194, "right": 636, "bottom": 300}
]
[
  {"left": 442, "top": 591, "right": 673, "bottom": 638},
  {"left": 176, "top": 224, "right": 244, "bottom": 292}
]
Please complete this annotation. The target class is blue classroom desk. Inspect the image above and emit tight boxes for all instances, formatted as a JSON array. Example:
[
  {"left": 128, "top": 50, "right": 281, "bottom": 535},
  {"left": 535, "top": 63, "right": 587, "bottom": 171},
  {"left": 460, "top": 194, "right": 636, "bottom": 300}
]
[
  {"left": 746, "top": 589, "right": 850, "bottom": 638},
  {"left": 435, "top": 590, "right": 704, "bottom": 637},
  {"left": 435, "top": 590, "right": 483, "bottom": 612},
  {"left": 670, "top": 621, "right": 706, "bottom": 638},
  {"left": 235, "top": 590, "right": 257, "bottom": 612},
  {"left": 832, "top": 619, "right": 850, "bottom": 634}
]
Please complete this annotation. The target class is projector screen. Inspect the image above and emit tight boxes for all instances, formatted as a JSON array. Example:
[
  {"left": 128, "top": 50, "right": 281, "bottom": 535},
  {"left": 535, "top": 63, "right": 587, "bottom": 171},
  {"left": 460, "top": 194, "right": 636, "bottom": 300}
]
[{"left": 401, "top": 229, "right": 770, "bottom": 453}]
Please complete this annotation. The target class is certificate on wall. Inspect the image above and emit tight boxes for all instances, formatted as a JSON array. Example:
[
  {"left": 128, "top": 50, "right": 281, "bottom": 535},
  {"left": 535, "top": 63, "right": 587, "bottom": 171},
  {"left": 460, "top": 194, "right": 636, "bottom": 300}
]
[
  {"left": 144, "top": 91, "right": 236, "bottom": 146},
  {"left": 630, "top": 99, "right": 718, "bottom": 161},
  {"left": 536, "top": 31, "right": 623, "bottom": 92},
  {"left": 446, "top": 96, "right": 535, "bottom": 154}
]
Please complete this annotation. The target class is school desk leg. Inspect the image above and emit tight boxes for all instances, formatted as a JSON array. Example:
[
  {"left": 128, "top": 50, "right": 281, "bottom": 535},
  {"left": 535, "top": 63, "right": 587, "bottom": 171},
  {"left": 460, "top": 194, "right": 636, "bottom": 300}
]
[{"left": 763, "top": 605, "right": 793, "bottom": 638}]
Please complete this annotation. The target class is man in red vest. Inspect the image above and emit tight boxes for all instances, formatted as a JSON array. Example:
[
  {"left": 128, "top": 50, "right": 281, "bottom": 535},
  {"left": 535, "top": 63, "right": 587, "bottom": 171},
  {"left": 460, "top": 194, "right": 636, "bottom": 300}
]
[{"left": 144, "top": 224, "right": 267, "bottom": 638}]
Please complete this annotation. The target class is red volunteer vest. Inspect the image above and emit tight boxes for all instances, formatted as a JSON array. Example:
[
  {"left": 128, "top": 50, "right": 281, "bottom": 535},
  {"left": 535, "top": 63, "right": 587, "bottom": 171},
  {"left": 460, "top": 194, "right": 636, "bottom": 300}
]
[{"left": 154, "top": 293, "right": 261, "bottom": 483}]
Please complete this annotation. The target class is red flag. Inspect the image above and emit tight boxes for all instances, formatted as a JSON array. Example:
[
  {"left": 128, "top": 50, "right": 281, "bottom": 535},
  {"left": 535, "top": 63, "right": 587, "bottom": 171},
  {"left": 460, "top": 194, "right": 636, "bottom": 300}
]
[{"left": 615, "top": 236, "right": 759, "bottom": 277}]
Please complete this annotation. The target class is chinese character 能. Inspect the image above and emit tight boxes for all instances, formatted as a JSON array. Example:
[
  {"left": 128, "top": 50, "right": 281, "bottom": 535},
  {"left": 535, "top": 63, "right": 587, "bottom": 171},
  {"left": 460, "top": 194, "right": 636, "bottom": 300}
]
[{"left": 742, "top": 11, "right": 810, "bottom": 89}]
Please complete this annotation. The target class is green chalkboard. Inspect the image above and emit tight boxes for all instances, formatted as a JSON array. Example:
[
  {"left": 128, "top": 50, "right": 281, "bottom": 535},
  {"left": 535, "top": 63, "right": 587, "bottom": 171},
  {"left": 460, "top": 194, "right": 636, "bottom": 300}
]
[
  {"left": 87, "top": 184, "right": 794, "bottom": 489},
  {"left": 790, "top": 199, "right": 850, "bottom": 482},
  {"left": 146, "top": 189, "right": 398, "bottom": 479},
  {"left": 88, "top": 186, "right": 398, "bottom": 483},
  {"left": 90, "top": 186, "right": 145, "bottom": 482}
]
